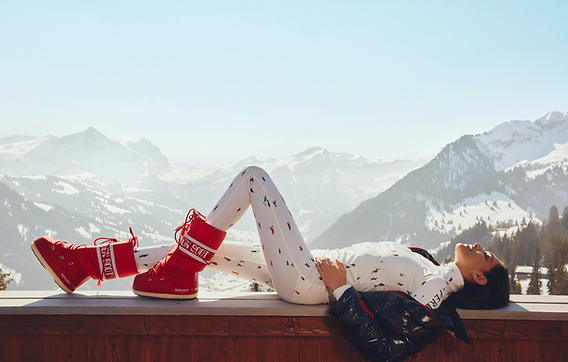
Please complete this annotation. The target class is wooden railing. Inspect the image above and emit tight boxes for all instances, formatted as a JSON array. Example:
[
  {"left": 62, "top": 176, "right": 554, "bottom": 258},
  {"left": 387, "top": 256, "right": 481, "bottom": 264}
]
[{"left": 1, "top": 291, "right": 567, "bottom": 361}]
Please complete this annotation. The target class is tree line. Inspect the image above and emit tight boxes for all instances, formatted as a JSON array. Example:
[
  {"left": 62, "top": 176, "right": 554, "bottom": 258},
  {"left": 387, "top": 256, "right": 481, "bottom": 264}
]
[{"left": 434, "top": 205, "right": 568, "bottom": 295}]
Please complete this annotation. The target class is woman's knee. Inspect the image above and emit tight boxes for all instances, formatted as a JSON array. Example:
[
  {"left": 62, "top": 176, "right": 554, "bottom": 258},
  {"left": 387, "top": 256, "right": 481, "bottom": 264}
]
[{"left": 241, "top": 165, "right": 267, "bottom": 177}]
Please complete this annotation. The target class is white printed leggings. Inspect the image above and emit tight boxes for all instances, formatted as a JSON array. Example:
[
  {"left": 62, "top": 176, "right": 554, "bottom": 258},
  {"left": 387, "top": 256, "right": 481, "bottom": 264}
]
[{"left": 134, "top": 166, "right": 329, "bottom": 304}]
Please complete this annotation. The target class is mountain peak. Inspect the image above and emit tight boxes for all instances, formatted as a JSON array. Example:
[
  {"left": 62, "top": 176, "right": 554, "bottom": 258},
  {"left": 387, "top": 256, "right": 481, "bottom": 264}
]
[
  {"left": 474, "top": 111, "right": 568, "bottom": 171},
  {"left": 292, "top": 147, "right": 326, "bottom": 158},
  {"left": 76, "top": 127, "right": 107, "bottom": 139},
  {"left": 535, "top": 111, "right": 568, "bottom": 130},
  {"left": 230, "top": 155, "right": 261, "bottom": 171}
]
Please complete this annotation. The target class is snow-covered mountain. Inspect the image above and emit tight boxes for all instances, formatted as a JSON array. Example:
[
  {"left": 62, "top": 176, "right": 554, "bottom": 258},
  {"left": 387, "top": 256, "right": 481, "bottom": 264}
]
[
  {"left": 475, "top": 111, "right": 568, "bottom": 171},
  {"left": 158, "top": 146, "right": 434, "bottom": 242},
  {"left": 0, "top": 128, "right": 171, "bottom": 184},
  {"left": 0, "top": 129, "right": 429, "bottom": 290},
  {"left": 311, "top": 111, "right": 568, "bottom": 250}
]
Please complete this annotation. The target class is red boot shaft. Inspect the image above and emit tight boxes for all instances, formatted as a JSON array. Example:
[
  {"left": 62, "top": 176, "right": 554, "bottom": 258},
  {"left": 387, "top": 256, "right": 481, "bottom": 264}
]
[
  {"left": 76, "top": 233, "right": 139, "bottom": 282},
  {"left": 172, "top": 210, "right": 226, "bottom": 273},
  {"left": 132, "top": 209, "right": 226, "bottom": 299}
]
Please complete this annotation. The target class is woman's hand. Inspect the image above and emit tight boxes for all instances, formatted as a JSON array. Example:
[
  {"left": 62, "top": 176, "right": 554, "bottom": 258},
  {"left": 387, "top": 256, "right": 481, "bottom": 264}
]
[{"left": 315, "top": 257, "right": 347, "bottom": 291}]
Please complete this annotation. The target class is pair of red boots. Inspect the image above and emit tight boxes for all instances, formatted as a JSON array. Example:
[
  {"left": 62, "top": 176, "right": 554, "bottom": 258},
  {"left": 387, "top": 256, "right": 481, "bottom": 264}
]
[{"left": 31, "top": 210, "right": 226, "bottom": 298}]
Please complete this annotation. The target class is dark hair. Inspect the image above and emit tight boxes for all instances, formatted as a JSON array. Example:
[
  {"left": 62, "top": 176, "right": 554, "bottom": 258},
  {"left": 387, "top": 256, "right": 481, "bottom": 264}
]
[{"left": 447, "top": 263, "right": 510, "bottom": 310}]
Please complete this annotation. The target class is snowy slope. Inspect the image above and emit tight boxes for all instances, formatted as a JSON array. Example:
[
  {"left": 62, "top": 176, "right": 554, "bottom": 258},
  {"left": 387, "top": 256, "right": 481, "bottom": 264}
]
[
  {"left": 424, "top": 192, "right": 535, "bottom": 233},
  {"left": 475, "top": 111, "right": 568, "bottom": 171},
  {"left": 512, "top": 141, "right": 568, "bottom": 179}
]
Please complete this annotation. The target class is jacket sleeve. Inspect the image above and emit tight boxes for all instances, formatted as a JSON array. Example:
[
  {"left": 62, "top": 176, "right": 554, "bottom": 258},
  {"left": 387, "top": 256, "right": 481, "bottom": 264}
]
[{"left": 328, "top": 287, "right": 442, "bottom": 362}]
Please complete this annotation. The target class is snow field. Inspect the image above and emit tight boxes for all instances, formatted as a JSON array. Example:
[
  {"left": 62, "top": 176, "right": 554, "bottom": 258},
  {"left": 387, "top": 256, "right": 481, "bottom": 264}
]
[{"left": 424, "top": 192, "right": 539, "bottom": 235}]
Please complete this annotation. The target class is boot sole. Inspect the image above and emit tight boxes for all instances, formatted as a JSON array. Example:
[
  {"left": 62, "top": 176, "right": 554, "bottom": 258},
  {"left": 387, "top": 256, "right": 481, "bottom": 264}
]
[
  {"left": 132, "top": 289, "right": 198, "bottom": 299},
  {"left": 31, "top": 242, "right": 74, "bottom": 294}
]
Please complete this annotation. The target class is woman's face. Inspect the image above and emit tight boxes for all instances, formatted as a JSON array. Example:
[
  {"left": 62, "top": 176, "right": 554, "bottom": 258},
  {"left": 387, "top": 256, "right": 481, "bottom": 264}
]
[{"left": 454, "top": 243, "right": 501, "bottom": 282}]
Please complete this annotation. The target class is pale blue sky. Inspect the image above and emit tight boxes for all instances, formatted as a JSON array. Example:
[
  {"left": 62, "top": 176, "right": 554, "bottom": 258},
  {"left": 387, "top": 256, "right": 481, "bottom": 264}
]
[{"left": 1, "top": 1, "right": 567, "bottom": 168}]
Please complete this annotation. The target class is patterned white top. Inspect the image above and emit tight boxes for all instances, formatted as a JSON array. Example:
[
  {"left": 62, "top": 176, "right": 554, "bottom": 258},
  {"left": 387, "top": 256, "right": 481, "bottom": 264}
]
[{"left": 312, "top": 241, "right": 464, "bottom": 309}]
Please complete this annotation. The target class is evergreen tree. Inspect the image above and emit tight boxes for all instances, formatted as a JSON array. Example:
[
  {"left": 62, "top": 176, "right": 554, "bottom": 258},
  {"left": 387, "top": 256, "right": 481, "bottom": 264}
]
[
  {"left": 502, "top": 233, "right": 509, "bottom": 244},
  {"left": 527, "top": 246, "right": 542, "bottom": 295},
  {"left": 511, "top": 239, "right": 530, "bottom": 267},
  {"left": 502, "top": 238, "right": 511, "bottom": 269},
  {"left": 509, "top": 268, "right": 522, "bottom": 295},
  {"left": 539, "top": 212, "right": 566, "bottom": 261},
  {"left": 517, "top": 222, "right": 540, "bottom": 260},
  {"left": 549, "top": 205, "right": 560, "bottom": 221},
  {"left": 547, "top": 260, "right": 556, "bottom": 295},
  {"left": 547, "top": 237, "right": 568, "bottom": 295},
  {"left": 489, "top": 234, "right": 503, "bottom": 255},
  {"left": 562, "top": 206, "right": 568, "bottom": 231},
  {"left": 0, "top": 268, "right": 12, "bottom": 291}
]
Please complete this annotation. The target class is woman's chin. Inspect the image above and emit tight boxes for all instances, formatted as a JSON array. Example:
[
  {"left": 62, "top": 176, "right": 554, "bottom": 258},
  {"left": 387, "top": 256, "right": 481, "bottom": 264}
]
[{"left": 454, "top": 243, "right": 469, "bottom": 262}]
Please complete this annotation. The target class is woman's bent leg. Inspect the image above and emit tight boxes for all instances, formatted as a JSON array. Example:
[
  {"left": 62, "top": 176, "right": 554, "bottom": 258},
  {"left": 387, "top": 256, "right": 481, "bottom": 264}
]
[{"left": 206, "top": 166, "right": 328, "bottom": 304}]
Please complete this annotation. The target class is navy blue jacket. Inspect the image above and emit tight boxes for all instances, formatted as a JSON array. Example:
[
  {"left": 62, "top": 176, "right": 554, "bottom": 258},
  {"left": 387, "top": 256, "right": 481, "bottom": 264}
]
[{"left": 328, "top": 248, "right": 469, "bottom": 362}]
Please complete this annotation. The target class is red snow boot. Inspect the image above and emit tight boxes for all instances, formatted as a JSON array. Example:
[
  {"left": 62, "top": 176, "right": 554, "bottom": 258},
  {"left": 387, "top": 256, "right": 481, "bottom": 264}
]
[
  {"left": 31, "top": 229, "right": 140, "bottom": 293},
  {"left": 132, "top": 209, "right": 226, "bottom": 299}
]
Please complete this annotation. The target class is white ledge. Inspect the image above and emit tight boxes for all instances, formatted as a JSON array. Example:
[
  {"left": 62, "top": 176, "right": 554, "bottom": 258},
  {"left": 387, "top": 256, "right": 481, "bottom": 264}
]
[{"left": 1, "top": 291, "right": 568, "bottom": 320}]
